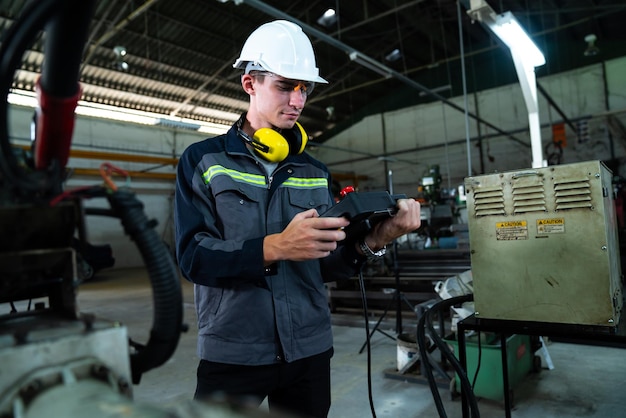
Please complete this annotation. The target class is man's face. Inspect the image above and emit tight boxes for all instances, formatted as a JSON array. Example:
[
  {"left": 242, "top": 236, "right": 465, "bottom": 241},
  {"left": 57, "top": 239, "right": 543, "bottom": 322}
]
[{"left": 245, "top": 72, "right": 314, "bottom": 130}]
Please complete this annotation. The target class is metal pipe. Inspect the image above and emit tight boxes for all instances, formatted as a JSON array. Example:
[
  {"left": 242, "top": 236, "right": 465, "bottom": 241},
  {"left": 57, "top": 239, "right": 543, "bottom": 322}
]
[
  {"left": 69, "top": 149, "right": 178, "bottom": 165},
  {"left": 71, "top": 168, "right": 175, "bottom": 181}
]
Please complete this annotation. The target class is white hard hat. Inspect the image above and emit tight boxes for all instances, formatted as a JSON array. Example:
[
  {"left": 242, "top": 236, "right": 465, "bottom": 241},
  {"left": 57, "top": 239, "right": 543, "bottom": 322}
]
[{"left": 233, "top": 20, "right": 328, "bottom": 84}]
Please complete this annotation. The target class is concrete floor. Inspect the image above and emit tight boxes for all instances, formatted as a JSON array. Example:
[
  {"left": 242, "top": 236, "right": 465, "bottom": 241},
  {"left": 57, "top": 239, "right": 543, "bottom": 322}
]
[{"left": 73, "top": 267, "right": 626, "bottom": 418}]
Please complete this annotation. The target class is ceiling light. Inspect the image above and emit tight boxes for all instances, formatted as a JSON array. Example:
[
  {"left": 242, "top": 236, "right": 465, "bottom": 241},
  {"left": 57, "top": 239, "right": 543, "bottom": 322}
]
[
  {"left": 113, "top": 46, "right": 129, "bottom": 71},
  {"left": 113, "top": 45, "right": 127, "bottom": 58},
  {"left": 486, "top": 12, "right": 545, "bottom": 67},
  {"left": 385, "top": 49, "right": 402, "bottom": 62},
  {"left": 467, "top": 1, "right": 544, "bottom": 67},
  {"left": 584, "top": 34, "right": 600, "bottom": 57},
  {"left": 317, "top": 9, "right": 337, "bottom": 28},
  {"left": 116, "top": 61, "right": 129, "bottom": 71}
]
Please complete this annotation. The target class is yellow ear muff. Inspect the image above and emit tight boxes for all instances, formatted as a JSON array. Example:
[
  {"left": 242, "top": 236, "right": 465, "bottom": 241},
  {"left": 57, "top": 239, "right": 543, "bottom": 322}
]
[
  {"left": 253, "top": 128, "right": 290, "bottom": 163},
  {"left": 292, "top": 122, "right": 308, "bottom": 155}
]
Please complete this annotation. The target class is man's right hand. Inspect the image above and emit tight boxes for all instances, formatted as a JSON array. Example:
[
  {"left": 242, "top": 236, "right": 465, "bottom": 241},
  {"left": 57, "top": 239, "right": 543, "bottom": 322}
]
[{"left": 263, "top": 209, "right": 350, "bottom": 264}]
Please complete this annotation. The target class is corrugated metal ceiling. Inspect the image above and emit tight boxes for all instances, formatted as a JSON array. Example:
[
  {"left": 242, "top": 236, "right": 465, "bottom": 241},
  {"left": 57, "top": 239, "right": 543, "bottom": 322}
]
[{"left": 2, "top": 0, "right": 625, "bottom": 141}]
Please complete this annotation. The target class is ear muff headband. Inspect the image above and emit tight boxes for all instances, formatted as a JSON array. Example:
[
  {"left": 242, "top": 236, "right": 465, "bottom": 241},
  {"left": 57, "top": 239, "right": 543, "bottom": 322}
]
[
  {"left": 290, "top": 122, "right": 308, "bottom": 155},
  {"left": 237, "top": 114, "right": 308, "bottom": 163}
]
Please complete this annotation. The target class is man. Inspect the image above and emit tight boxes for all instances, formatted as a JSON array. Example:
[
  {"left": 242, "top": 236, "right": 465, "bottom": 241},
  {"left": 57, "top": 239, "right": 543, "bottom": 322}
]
[{"left": 174, "top": 20, "right": 421, "bottom": 418}]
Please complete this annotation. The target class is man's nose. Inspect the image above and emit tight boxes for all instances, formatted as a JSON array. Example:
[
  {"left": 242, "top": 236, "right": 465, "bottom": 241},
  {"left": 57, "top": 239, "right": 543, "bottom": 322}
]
[{"left": 289, "top": 89, "right": 306, "bottom": 108}]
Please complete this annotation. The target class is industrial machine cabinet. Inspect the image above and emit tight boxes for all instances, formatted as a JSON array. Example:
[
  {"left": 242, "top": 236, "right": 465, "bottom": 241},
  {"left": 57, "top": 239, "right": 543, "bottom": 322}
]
[{"left": 464, "top": 160, "right": 623, "bottom": 327}]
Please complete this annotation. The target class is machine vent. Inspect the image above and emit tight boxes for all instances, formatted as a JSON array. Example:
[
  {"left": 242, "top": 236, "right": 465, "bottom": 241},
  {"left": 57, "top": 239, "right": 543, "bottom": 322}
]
[
  {"left": 554, "top": 178, "right": 592, "bottom": 210},
  {"left": 473, "top": 186, "right": 505, "bottom": 217},
  {"left": 512, "top": 184, "right": 546, "bottom": 214}
]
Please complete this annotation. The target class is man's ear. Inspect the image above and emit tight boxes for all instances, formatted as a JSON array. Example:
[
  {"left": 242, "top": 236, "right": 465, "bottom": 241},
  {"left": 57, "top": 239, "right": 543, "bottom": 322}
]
[{"left": 241, "top": 74, "right": 256, "bottom": 95}]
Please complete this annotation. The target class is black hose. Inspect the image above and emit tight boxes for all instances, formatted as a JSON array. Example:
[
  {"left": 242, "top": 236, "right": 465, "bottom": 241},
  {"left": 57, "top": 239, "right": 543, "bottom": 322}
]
[
  {"left": 426, "top": 297, "right": 480, "bottom": 417},
  {"left": 0, "top": 0, "right": 58, "bottom": 196},
  {"left": 107, "top": 188, "right": 183, "bottom": 384},
  {"left": 0, "top": 0, "right": 95, "bottom": 199},
  {"left": 38, "top": 0, "right": 93, "bottom": 97},
  {"left": 417, "top": 294, "right": 481, "bottom": 418}
]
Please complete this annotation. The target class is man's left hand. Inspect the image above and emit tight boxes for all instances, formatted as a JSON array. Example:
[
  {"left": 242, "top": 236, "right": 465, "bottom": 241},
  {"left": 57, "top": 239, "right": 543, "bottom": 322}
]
[{"left": 363, "top": 198, "right": 421, "bottom": 250}]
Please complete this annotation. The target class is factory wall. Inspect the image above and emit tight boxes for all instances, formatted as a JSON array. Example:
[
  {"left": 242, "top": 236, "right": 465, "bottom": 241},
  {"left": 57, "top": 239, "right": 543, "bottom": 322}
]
[
  {"left": 7, "top": 55, "right": 626, "bottom": 269},
  {"left": 311, "top": 56, "right": 626, "bottom": 198}
]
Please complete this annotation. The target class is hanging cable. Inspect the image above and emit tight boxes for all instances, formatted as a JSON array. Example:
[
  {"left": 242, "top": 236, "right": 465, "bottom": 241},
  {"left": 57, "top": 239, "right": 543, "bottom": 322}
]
[
  {"left": 436, "top": 8, "right": 454, "bottom": 190},
  {"left": 99, "top": 162, "right": 131, "bottom": 191},
  {"left": 392, "top": 0, "right": 408, "bottom": 75},
  {"left": 358, "top": 266, "right": 378, "bottom": 418},
  {"left": 456, "top": 0, "right": 473, "bottom": 177}
]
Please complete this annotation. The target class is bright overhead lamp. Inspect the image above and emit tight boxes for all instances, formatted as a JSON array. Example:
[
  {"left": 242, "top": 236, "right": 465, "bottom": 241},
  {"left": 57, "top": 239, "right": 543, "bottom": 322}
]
[
  {"left": 467, "top": 0, "right": 546, "bottom": 168},
  {"left": 113, "top": 45, "right": 129, "bottom": 72},
  {"left": 113, "top": 45, "right": 127, "bottom": 58},
  {"left": 385, "top": 48, "right": 402, "bottom": 62},
  {"left": 487, "top": 11, "right": 545, "bottom": 67},
  {"left": 317, "top": 9, "right": 337, "bottom": 28},
  {"left": 348, "top": 51, "right": 392, "bottom": 78}
]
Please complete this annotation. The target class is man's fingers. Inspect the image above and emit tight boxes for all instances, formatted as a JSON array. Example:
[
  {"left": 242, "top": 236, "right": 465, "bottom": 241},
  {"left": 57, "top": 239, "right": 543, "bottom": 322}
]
[{"left": 293, "top": 208, "right": 319, "bottom": 220}]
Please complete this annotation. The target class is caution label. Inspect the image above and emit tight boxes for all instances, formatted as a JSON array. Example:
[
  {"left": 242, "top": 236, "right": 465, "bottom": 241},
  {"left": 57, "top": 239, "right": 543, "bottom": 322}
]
[
  {"left": 495, "top": 220, "right": 528, "bottom": 240},
  {"left": 537, "top": 218, "right": 565, "bottom": 234}
]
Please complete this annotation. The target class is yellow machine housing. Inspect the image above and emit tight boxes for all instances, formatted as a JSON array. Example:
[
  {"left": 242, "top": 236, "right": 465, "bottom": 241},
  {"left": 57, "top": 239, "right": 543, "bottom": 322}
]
[{"left": 465, "top": 160, "right": 623, "bottom": 327}]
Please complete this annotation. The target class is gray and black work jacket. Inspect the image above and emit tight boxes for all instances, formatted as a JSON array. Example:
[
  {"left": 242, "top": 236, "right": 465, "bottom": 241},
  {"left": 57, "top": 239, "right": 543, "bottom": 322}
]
[{"left": 175, "top": 124, "right": 365, "bottom": 365}]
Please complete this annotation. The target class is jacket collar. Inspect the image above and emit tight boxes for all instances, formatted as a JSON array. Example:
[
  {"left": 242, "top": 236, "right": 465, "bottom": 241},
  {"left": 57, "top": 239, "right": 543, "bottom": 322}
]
[{"left": 225, "top": 124, "right": 251, "bottom": 157}]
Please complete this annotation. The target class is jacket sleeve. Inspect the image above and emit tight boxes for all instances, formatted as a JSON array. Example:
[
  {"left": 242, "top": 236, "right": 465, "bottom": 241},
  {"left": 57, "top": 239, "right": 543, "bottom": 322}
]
[{"left": 174, "top": 145, "right": 266, "bottom": 287}]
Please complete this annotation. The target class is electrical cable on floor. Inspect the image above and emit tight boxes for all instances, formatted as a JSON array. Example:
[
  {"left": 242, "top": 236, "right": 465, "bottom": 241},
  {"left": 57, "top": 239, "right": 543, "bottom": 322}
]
[
  {"left": 417, "top": 294, "right": 481, "bottom": 418},
  {"left": 424, "top": 295, "right": 480, "bottom": 417},
  {"left": 425, "top": 297, "right": 479, "bottom": 418},
  {"left": 358, "top": 268, "right": 377, "bottom": 418},
  {"left": 417, "top": 308, "right": 447, "bottom": 416}
]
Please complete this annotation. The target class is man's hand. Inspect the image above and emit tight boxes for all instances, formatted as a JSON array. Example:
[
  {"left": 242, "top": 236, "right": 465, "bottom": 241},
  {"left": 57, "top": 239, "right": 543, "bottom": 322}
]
[
  {"left": 362, "top": 198, "right": 421, "bottom": 251},
  {"left": 264, "top": 209, "right": 350, "bottom": 264}
]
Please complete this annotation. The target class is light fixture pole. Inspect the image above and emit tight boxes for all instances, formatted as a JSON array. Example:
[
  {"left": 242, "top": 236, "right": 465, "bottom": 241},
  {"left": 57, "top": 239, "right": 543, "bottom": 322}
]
[{"left": 467, "top": 1, "right": 547, "bottom": 168}]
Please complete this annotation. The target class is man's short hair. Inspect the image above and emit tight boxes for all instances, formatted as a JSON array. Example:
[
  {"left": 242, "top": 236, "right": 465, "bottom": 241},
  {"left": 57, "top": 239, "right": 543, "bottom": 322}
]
[{"left": 245, "top": 61, "right": 265, "bottom": 74}]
